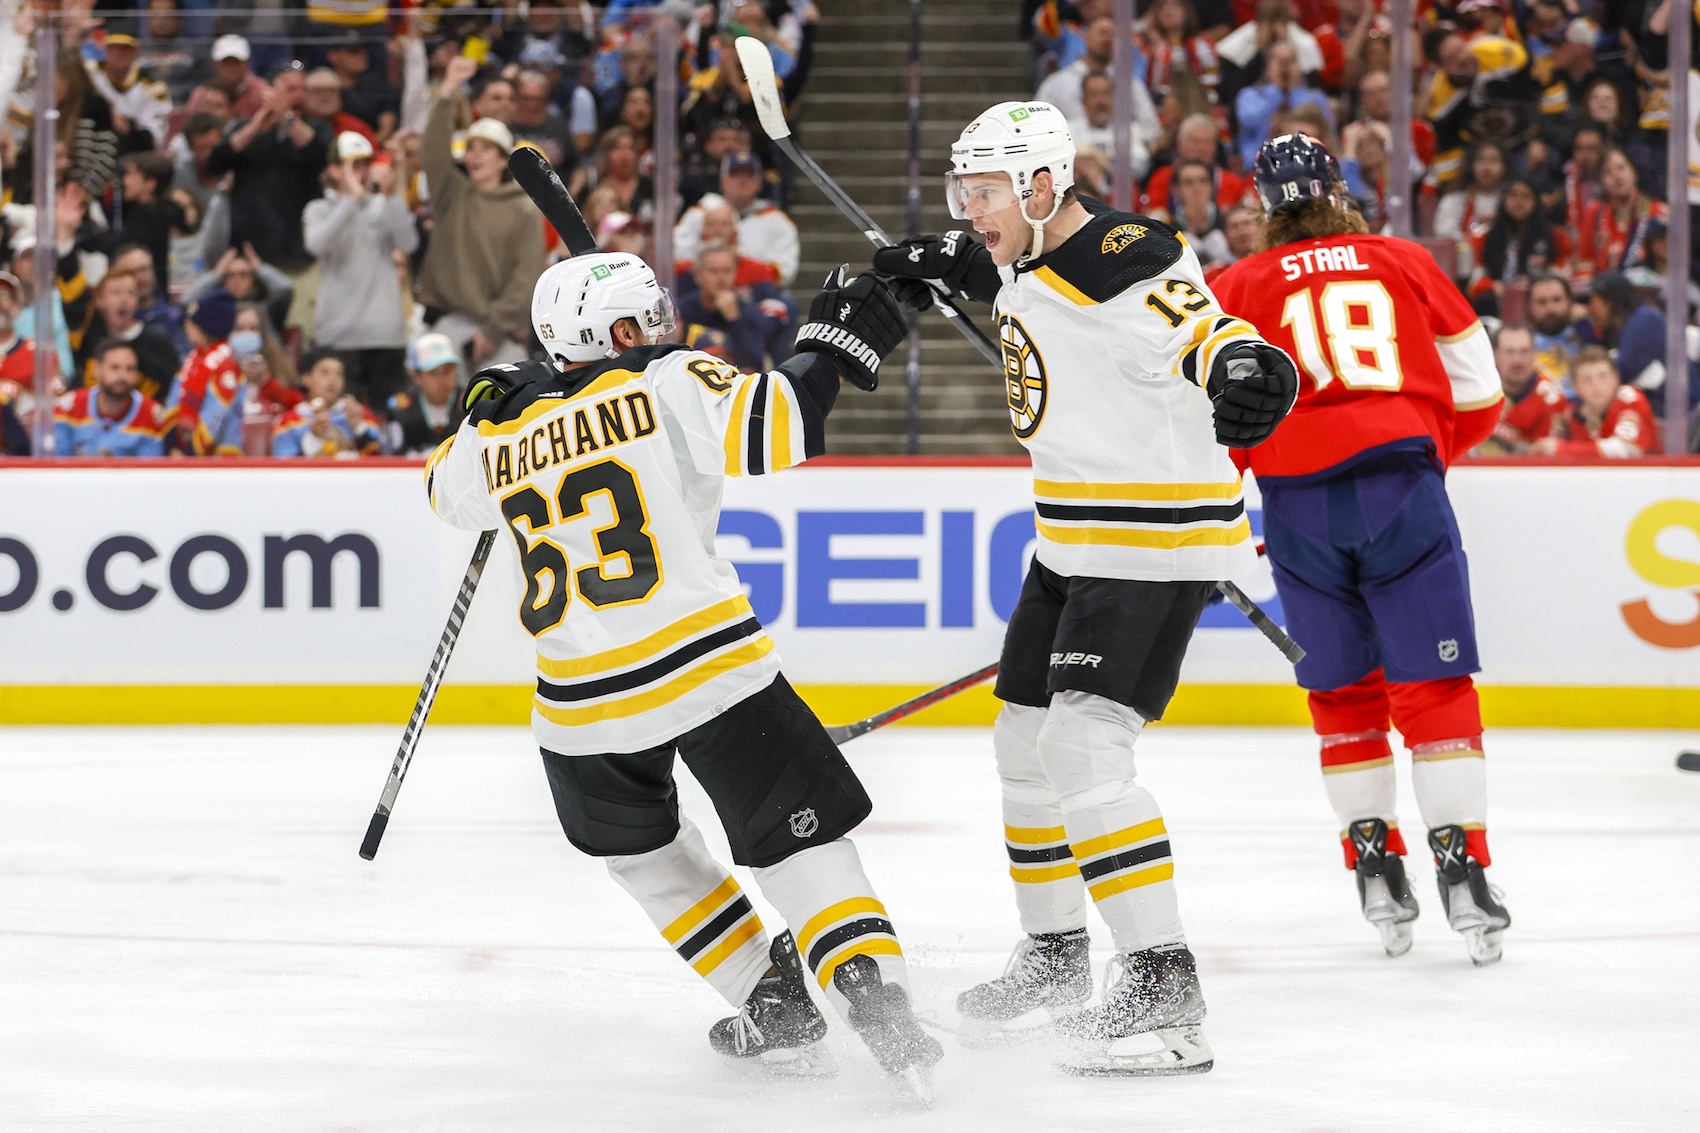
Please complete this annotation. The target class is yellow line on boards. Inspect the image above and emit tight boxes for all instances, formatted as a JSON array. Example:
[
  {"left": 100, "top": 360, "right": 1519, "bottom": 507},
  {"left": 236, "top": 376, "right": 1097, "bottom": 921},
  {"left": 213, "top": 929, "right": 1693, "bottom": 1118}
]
[{"left": 2, "top": 684, "right": 1698, "bottom": 728}]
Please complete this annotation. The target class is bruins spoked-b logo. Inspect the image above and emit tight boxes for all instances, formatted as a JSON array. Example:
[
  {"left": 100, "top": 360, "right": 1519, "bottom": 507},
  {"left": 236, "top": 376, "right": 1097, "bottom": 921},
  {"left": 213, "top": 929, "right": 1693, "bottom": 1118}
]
[{"left": 1000, "top": 315, "right": 1047, "bottom": 439}]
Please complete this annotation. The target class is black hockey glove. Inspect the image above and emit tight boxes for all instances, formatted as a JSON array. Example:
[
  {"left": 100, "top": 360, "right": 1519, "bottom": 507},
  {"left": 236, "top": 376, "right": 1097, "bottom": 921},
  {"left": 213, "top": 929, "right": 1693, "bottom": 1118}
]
[
  {"left": 1206, "top": 342, "right": 1299, "bottom": 448},
  {"left": 463, "top": 358, "right": 556, "bottom": 414},
  {"left": 793, "top": 267, "right": 910, "bottom": 392},
  {"left": 871, "top": 231, "right": 1003, "bottom": 305}
]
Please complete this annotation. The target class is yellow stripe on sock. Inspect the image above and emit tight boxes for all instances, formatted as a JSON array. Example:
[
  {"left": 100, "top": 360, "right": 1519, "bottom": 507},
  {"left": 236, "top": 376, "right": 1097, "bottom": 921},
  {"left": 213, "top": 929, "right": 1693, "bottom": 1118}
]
[
  {"left": 796, "top": 896, "right": 888, "bottom": 956},
  {"left": 1410, "top": 748, "right": 1485, "bottom": 763},
  {"left": 1322, "top": 755, "right": 1395, "bottom": 774},
  {"left": 1004, "top": 823, "right": 1069, "bottom": 845},
  {"left": 1009, "top": 861, "right": 1082, "bottom": 884},
  {"left": 661, "top": 876, "right": 741, "bottom": 945},
  {"left": 815, "top": 937, "right": 905, "bottom": 991},
  {"left": 690, "top": 916, "right": 765, "bottom": 977},
  {"left": 1070, "top": 817, "right": 1167, "bottom": 862},
  {"left": 1087, "top": 862, "right": 1175, "bottom": 902}
]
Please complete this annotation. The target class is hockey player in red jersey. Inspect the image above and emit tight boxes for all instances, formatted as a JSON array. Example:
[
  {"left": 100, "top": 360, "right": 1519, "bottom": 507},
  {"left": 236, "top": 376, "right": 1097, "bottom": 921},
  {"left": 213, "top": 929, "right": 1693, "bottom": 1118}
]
[
  {"left": 1212, "top": 135, "right": 1512, "bottom": 965},
  {"left": 1532, "top": 347, "right": 1661, "bottom": 458}
]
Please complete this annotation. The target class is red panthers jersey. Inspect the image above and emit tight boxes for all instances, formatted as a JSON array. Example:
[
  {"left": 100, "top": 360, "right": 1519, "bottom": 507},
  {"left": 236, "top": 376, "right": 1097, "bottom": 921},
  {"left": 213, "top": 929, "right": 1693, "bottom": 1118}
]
[
  {"left": 1490, "top": 376, "right": 1568, "bottom": 452},
  {"left": 1553, "top": 385, "right": 1662, "bottom": 458},
  {"left": 1211, "top": 232, "right": 1503, "bottom": 479}
]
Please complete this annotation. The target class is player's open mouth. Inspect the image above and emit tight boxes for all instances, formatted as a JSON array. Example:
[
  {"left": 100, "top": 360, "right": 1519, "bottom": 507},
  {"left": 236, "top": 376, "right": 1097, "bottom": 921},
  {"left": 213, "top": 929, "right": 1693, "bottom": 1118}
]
[{"left": 981, "top": 229, "right": 1000, "bottom": 251}]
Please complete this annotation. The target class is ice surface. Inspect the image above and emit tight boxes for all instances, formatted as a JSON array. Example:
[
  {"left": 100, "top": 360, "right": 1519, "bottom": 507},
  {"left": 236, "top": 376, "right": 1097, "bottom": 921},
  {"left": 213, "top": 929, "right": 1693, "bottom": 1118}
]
[{"left": 1, "top": 725, "right": 1696, "bottom": 1132}]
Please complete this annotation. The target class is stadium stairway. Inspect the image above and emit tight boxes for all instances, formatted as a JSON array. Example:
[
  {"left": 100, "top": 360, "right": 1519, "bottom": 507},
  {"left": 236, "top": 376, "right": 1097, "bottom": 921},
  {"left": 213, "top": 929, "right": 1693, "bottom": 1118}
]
[{"left": 790, "top": 0, "right": 1031, "bottom": 455}]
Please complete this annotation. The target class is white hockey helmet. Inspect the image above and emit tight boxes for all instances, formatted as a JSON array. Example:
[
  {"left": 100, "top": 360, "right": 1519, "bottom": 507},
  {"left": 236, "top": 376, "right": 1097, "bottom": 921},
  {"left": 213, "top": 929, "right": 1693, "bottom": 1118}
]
[
  {"left": 531, "top": 252, "right": 677, "bottom": 365},
  {"left": 948, "top": 101, "right": 1076, "bottom": 260}
]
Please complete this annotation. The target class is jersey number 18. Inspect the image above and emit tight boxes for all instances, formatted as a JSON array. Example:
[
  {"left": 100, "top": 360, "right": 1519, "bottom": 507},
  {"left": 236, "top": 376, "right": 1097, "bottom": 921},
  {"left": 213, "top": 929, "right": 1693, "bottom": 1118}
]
[{"left": 1279, "top": 281, "right": 1403, "bottom": 391}]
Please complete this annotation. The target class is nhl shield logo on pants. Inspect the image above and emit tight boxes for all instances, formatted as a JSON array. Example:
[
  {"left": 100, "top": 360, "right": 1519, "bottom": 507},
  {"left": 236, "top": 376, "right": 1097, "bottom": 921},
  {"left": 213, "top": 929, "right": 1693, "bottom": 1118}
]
[
  {"left": 789, "top": 808, "right": 819, "bottom": 838},
  {"left": 1438, "top": 639, "right": 1459, "bottom": 662}
]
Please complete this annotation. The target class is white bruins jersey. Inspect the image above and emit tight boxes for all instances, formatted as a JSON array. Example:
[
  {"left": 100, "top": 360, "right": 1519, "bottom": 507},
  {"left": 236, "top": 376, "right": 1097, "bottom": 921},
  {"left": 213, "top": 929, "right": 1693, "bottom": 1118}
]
[
  {"left": 995, "top": 208, "right": 1266, "bottom": 582},
  {"left": 428, "top": 345, "right": 815, "bottom": 756}
]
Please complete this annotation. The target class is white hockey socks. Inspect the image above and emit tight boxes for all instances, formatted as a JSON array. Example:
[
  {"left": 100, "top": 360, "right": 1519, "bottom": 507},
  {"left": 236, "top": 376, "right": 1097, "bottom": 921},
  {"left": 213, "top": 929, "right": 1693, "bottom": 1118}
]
[
  {"left": 1039, "top": 691, "right": 1184, "bottom": 954},
  {"left": 604, "top": 818, "right": 771, "bottom": 1008},
  {"left": 994, "top": 702, "right": 1089, "bottom": 934},
  {"left": 1319, "top": 729, "right": 1409, "bottom": 865},
  {"left": 752, "top": 838, "right": 910, "bottom": 1021},
  {"left": 1412, "top": 737, "right": 1490, "bottom": 861}
]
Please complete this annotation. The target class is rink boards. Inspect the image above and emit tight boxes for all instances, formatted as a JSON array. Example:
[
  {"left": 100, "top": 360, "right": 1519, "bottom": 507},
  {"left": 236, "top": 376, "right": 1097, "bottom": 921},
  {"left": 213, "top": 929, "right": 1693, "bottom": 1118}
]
[{"left": 3, "top": 457, "right": 1700, "bottom": 726}]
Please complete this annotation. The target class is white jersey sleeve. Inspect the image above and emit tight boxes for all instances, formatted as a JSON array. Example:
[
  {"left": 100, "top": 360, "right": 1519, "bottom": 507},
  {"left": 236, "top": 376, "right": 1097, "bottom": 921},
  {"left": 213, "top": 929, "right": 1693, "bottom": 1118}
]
[
  {"left": 649, "top": 350, "right": 814, "bottom": 478},
  {"left": 426, "top": 419, "right": 502, "bottom": 531}
]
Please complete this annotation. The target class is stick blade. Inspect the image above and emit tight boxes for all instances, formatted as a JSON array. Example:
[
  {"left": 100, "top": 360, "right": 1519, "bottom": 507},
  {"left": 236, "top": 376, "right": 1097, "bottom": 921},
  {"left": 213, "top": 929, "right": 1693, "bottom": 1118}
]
[
  {"left": 1678, "top": 751, "right": 1700, "bottom": 772},
  {"left": 734, "top": 36, "right": 790, "bottom": 141},
  {"left": 359, "top": 807, "right": 390, "bottom": 860},
  {"left": 507, "top": 145, "right": 598, "bottom": 256}
]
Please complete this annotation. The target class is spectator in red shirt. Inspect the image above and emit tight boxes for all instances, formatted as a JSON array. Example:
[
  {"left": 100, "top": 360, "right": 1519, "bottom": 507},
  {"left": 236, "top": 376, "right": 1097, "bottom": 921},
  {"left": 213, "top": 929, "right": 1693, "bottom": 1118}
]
[
  {"left": 0, "top": 272, "right": 37, "bottom": 455},
  {"left": 1554, "top": 123, "right": 1606, "bottom": 234},
  {"left": 1479, "top": 324, "right": 1567, "bottom": 454},
  {"left": 1574, "top": 147, "right": 1667, "bottom": 288},
  {"left": 1533, "top": 347, "right": 1662, "bottom": 458},
  {"left": 1140, "top": 113, "right": 1248, "bottom": 216}
]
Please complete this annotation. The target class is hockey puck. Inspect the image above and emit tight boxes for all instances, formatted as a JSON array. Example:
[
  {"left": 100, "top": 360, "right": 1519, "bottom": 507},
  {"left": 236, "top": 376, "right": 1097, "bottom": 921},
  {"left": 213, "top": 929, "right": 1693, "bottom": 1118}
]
[{"left": 1677, "top": 751, "right": 1700, "bottom": 773}]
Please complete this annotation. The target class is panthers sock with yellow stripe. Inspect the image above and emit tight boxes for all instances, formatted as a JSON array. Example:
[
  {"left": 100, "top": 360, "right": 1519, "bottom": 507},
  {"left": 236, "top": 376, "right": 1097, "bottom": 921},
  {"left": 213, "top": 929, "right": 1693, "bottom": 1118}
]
[
  {"left": 751, "top": 838, "right": 910, "bottom": 1021},
  {"left": 605, "top": 818, "right": 771, "bottom": 1007}
]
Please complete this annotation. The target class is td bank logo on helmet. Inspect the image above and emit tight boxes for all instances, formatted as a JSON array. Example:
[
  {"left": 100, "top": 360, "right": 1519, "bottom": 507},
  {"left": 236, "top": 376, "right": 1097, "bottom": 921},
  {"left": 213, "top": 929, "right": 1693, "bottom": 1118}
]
[
  {"left": 590, "top": 265, "right": 612, "bottom": 281},
  {"left": 1009, "top": 107, "right": 1031, "bottom": 122}
]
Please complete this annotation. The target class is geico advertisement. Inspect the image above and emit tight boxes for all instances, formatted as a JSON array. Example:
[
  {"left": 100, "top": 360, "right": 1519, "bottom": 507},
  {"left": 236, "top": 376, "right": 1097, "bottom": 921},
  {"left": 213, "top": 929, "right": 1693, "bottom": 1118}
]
[{"left": 2, "top": 464, "right": 1699, "bottom": 689}]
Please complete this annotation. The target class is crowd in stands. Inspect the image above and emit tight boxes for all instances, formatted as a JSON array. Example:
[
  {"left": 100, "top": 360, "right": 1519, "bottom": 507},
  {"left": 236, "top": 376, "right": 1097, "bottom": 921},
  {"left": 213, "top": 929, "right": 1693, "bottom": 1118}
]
[
  {"left": 0, "top": 0, "right": 813, "bottom": 458},
  {"left": 1024, "top": 0, "right": 1698, "bottom": 457},
  {"left": 0, "top": 1, "right": 1692, "bottom": 461}
]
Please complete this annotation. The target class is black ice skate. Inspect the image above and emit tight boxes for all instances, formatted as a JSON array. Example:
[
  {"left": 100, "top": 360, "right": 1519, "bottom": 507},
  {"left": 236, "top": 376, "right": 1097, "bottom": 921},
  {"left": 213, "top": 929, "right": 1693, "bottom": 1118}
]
[
  {"left": 831, "top": 953, "right": 944, "bottom": 1107},
  {"left": 708, "top": 931, "right": 835, "bottom": 1078},
  {"left": 1428, "top": 825, "right": 1511, "bottom": 967},
  {"left": 955, "top": 929, "right": 1092, "bottom": 1045},
  {"left": 1350, "top": 818, "right": 1421, "bottom": 957},
  {"left": 1052, "top": 944, "right": 1213, "bottom": 1076}
]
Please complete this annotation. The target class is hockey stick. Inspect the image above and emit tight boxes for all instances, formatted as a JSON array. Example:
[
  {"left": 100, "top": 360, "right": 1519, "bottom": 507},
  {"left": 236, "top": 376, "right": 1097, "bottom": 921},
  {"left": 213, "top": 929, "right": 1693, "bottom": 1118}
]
[
  {"left": 1678, "top": 751, "right": 1700, "bottom": 772},
  {"left": 827, "top": 662, "right": 1000, "bottom": 746},
  {"left": 736, "top": 36, "right": 1302, "bottom": 666},
  {"left": 508, "top": 145, "right": 599, "bottom": 255},
  {"left": 733, "top": 36, "right": 1003, "bottom": 368},
  {"left": 360, "top": 529, "right": 497, "bottom": 859}
]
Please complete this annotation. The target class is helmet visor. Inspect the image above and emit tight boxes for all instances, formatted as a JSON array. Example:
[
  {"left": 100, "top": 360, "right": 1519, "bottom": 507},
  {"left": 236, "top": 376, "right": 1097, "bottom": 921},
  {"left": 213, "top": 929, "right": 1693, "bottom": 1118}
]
[
  {"left": 642, "top": 287, "right": 677, "bottom": 342},
  {"left": 946, "top": 172, "right": 1021, "bottom": 221}
]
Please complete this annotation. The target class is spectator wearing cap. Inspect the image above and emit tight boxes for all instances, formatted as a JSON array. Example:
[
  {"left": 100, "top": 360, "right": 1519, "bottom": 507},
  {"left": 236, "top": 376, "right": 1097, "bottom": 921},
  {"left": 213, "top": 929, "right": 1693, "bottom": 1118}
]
[
  {"left": 385, "top": 333, "right": 466, "bottom": 457},
  {"left": 85, "top": 33, "right": 174, "bottom": 155},
  {"left": 0, "top": 270, "right": 40, "bottom": 453},
  {"left": 167, "top": 288, "right": 247, "bottom": 456},
  {"left": 510, "top": 69, "right": 579, "bottom": 172},
  {"left": 324, "top": 33, "right": 396, "bottom": 136},
  {"left": 673, "top": 151, "right": 800, "bottom": 286},
  {"left": 675, "top": 243, "right": 794, "bottom": 373},
  {"left": 188, "top": 36, "right": 271, "bottom": 120},
  {"left": 419, "top": 55, "right": 546, "bottom": 371},
  {"left": 271, "top": 350, "right": 383, "bottom": 458},
  {"left": 304, "top": 67, "right": 378, "bottom": 148},
  {"left": 304, "top": 132, "right": 420, "bottom": 407},
  {"left": 53, "top": 339, "right": 174, "bottom": 458},
  {"left": 71, "top": 268, "right": 181, "bottom": 404},
  {"left": 206, "top": 65, "right": 331, "bottom": 273}
]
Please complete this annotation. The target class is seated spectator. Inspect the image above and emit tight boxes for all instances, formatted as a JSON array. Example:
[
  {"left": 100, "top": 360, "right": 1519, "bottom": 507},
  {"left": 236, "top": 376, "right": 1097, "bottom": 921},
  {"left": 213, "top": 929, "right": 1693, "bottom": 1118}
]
[
  {"left": 418, "top": 56, "right": 545, "bottom": 371},
  {"left": 86, "top": 32, "right": 174, "bottom": 156},
  {"left": 577, "top": 126, "right": 653, "bottom": 219},
  {"left": 1553, "top": 123, "right": 1606, "bottom": 233},
  {"left": 271, "top": 350, "right": 382, "bottom": 458},
  {"left": 674, "top": 200, "right": 781, "bottom": 289},
  {"left": 0, "top": 384, "right": 26, "bottom": 454},
  {"left": 1204, "top": 204, "right": 1260, "bottom": 284},
  {"left": 1069, "top": 72, "right": 1151, "bottom": 182},
  {"left": 109, "top": 243, "right": 187, "bottom": 360},
  {"left": 11, "top": 234, "right": 75, "bottom": 381},
  {"left": 206, "top": 64, "right": 331, "bottom": 274},
  {"left": 1218, "top": 1, "right": 1326, "bottom": 106},
  {"left": 185, "top": 247, "right": 295, "bottom": 342},
  {"left": 304, "top": 67, "right": 377, "bottom": 147},
  {"left": 1234, "top": 42, "right": 1332, "bottom": 168},
  {"left": 1575, "top": 147, "right": 1667, "bottom": 288},
  {"left": 1533, "top": 347, "right": 1661, "bottom": 458},
  {"left": 137, "top": 0, "right": 207, "bottom": 105},
  {"left": 619, "top": 86, "right": 655, "bottom": 167},
  {"left": 1140, "top": 114, "right": 1248, "bottom": 216},
  {"left": 188, "top": 36, "right": 271, "bottom": 120},
  {"left": 116, "top": 151, "right": 186, "bottom": 294},
  {"left": 510, "top": 69, "right": 579, "bottom": 171},
  {"left": 1613, "top": 269, "right": 1699, "bottom": 418},
  {"left": 1478, "top": 324, "right": 1567, "bottom": 455},
  {"left": 1474, "top": 178, "right": 1564, "bottom": 310},
  {"left": 72, "top": 269, "right": 180, "bottom": 402},
  {"left": 1526, "top": 271, "right": 1583, "bottom": 392},
  {"left": 230, "top": 302, "right": 302, "bottom": 414},
  {"left": 54, "top": 339, "right": 172, "bottom": 457},
  {"left": 1139, "top": 0, "right": 1223, "bottom": 106},
  {"left": 1351, "top": 69, "right": 1436, "bottom": 172},
  {"left": 1166, "top": 160, "right": 1231, "bottom": 265},
  {"left": 303, "top": 132, "right": 419, "bottom": 406},
  {"left": 1037, "top": 16, "right": 1158, "bottom": 149},
  {"left": 1434, "top": 141, "right": 1508, "bottom": 282},
  {"left": 597, "top": 210, "right": 650, "bottom": 257},
  {"left": 472, "top": 73, "right": 518, "bottom": 129},
  {"left": 673, "top": 152, "right": 801, "bottom": 285},
  {"left": 679, "top": 118, "right": 751, "bottom": 210},
  {"left": 167, "top": 288, "right": 246, "bottom": 457},
  {"left": 0, "top": 271, "right": 40, "bottom": 454},
  {"left": 680, "top": 39, "right": 760, "bottom": 162},
  {"left": 1339, "top": 118, "right": 1391, "bottom": 229},
  {"left": 1579, "top": 77, "right": 1630, "bottom": 147},
  {"left": 675, "top": 243, "right": 794, "bottom": 373},
  {"left": 384, "top": 333, "right": 465, "bottom": 457},
  {"left": 187, "top": 80, "right": 238, "bottom": 128}
]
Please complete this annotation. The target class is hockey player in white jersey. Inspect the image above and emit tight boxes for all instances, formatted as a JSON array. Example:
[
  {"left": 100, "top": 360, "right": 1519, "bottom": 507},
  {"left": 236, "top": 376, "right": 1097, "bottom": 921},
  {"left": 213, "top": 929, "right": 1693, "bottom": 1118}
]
[
  {"left": 873, "top": 102, "right": 1298, "bottom": 1075},
  {"left": 427, "top": 252, "right": 942, "bottom": 1098}
]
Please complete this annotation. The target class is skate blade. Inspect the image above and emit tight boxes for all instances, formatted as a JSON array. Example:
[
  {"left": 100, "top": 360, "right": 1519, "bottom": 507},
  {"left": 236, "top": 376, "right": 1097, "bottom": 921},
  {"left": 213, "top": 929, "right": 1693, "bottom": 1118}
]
[
  {"left": 1055, "top": 1025, "right": 1214, "bottom": 1077},
  {"left": 721, "top": 1040, "right": 839, "bottom": 1080},
  {"left": 1463, "top": 926, "right": 1504, "bottom": 967},
  {"left": 1375, "top": 918, "right": 1415, "bottom": 958},
  {"left": 894, "top": 1064, "right": 935, "bottom": 1109},
  {"left": 955, "top": 1004, "right": 1064, "bottom": 1049}
]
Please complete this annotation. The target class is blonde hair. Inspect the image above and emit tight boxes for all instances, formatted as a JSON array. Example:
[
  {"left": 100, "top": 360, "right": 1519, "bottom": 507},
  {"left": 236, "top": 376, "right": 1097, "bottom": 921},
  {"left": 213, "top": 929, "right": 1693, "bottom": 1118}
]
[{"left": 1254, "top": 183, "right": 1369, "bottom": 251}]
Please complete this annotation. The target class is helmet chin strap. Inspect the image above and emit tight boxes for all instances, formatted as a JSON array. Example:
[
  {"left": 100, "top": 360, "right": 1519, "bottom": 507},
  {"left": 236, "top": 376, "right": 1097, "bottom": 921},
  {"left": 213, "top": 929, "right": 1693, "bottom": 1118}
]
[{"left": 1017, "top": 191, "right": 1066, "bottom": 263}]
